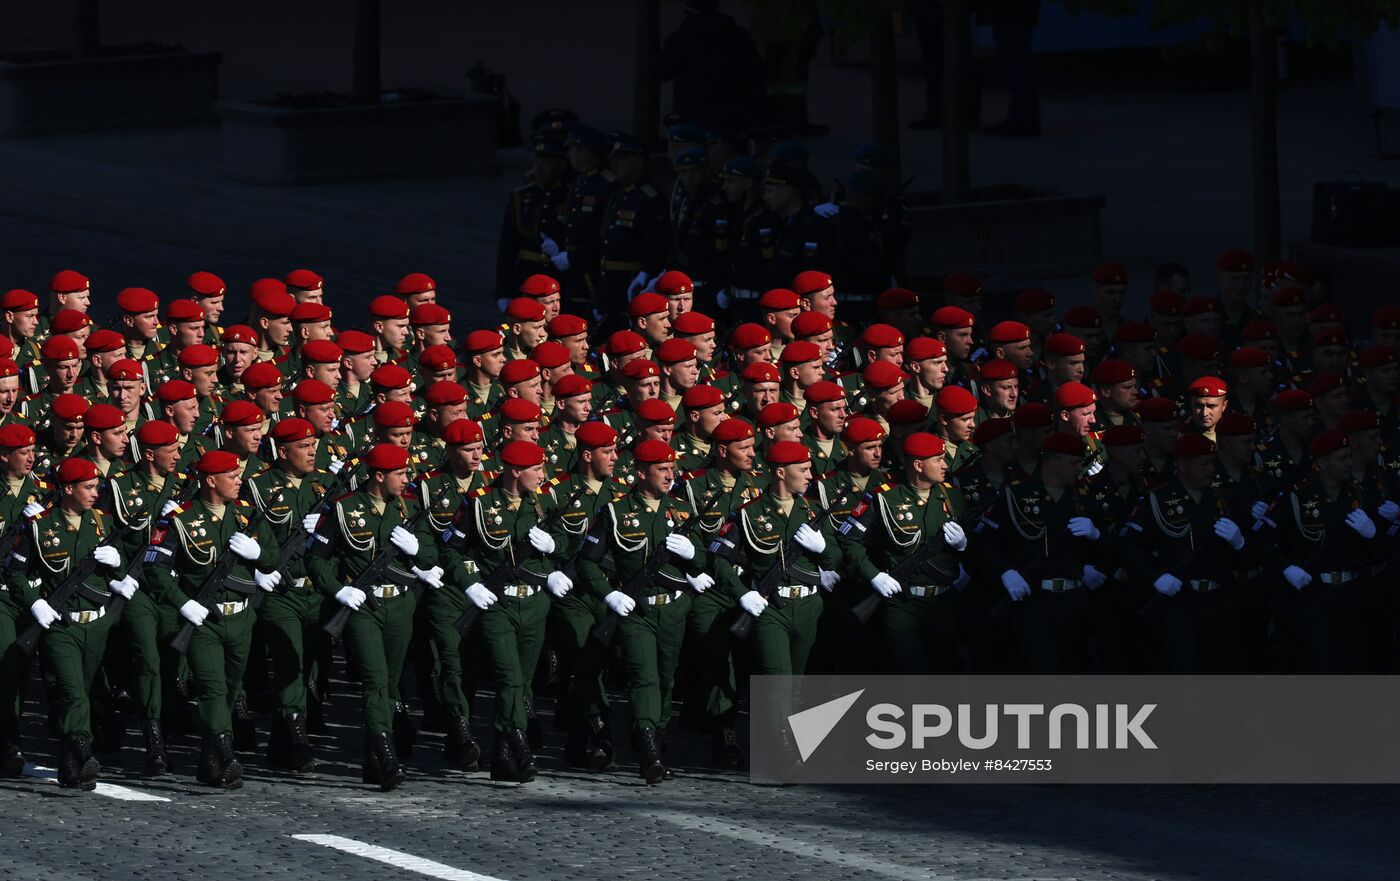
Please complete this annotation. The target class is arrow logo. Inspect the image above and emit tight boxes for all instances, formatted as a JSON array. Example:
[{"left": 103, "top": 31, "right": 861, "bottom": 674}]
[{"left": 787, "top": 689, "right": 864, "bottom": 761}]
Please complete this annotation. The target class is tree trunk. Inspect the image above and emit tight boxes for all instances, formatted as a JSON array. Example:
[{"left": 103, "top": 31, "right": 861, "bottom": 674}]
[
  {"left": 73, "top": 0, "right": 99, "bottom": 60},
  {"left": 1249, "top": 1, "right": 1281, "bottom": 261},
  {"left": 941, "top": 0, "right": 971, "bottom": 203},
  {"left": 633, "top": 0, "right": 661, "bottom": 144},
  {"left": 869, "top": 9, "right": 903, "bottom": 186},
  {"left": 353, "top": 0, "right": 382, "bottom": 104}
]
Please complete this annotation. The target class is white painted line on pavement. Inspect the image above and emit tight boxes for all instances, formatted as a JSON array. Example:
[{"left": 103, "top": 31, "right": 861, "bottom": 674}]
[
  {"left": 22, "top": 763, "right": 171, "bottom": 802},
  {"left": 292, "top": 834, "right": 510, "bottom": 881}
]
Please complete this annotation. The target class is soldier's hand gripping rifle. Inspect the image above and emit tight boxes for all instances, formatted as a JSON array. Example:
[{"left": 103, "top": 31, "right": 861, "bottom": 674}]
[
  {"left": 323, "top": 499, "right": 431, "bottom": 641},
  {"left": 266, "top": 442, "right": 373, "bottom": 592},
  {"left": 728, "top": 492, "right": 840, "bottom": 640},
  {"left": 170, "top": 501, "right": 275, "bottom": 655},
  {"left": 16, "top": 515, "right": 144, "bottom": 655},
  {"left": 106, "top": 471, "right": 202, "bottom": 627}
]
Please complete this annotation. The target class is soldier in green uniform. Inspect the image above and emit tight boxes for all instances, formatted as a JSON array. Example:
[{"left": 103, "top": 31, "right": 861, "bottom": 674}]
[
  {"left": 539, "top": 374, "right": 594, "bottom": 473},
  {"left": 308, "top": 443, "right": 441, "bottom": 790},
  {"left": 9, "top": 457, "right": 129, "bottom": 790},
  {"left": 461, "top": 330, "right": 507, "bottom": 423},
  {"left": 153, "top": 380, "right": 214, "bottom": 474},
  {"left": 672, "top": 384, "right": 727, "bottom": 472},
  {"left": 32, "top": 394, "right": 88, "bottom": 477},
  {"left": 444, "top": 440, "right": 569, "bottom": 783},
  {"left": 576, "top": 439, "right": 708, "bottom": 784},
  {"left": 0, "top": 424, "right": 48, "bottom": 775},
  {"left": 147, "top": 449, "right": 278, "bottom": 789}
]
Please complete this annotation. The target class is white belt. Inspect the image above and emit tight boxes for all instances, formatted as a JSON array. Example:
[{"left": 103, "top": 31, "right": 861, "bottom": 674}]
[
  {"left": 1039, "top": 578, "right": 1082, "bottom": 592},
  {"left": 68, "top": 607, "right": 107, "bottom": 624},
  {"left": 216, "top": 600, "right": 248, "bottom": 616},
  {"left": 501, "top": 584, "right": 538, "bottom": 599},
  {"left": 370, "top": 585, "right": 407, "bottom": 599},
  {"left": 292, "top": 576, "right": 311, "bottom": 590},
  {"left": 775, "top": 584, "right": 819, "bottom": 600},
  {"left": 1319, "top": 571, "right": 1357, "bottom": 585},
  {"left": 646, "top": 590, "right": 684, "bottom": 606},
  {"left": 907, "top": 584, "right": 954, "bottom": 598},
  {"left": 1188, "top": 579, "right": 1221, "bottom": 592}
]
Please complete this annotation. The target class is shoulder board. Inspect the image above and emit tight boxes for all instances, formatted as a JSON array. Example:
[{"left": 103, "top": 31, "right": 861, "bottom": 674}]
[
  {"left": 35, "top": 479, "right": 50, "bottom": 490},
  {"left": 32, "top": 508, "right": 53, "bottom": 521},
  {"left": 641, "top": 184, "right": 659, "bottom": 198},
  {"left": 329, "top": 492, "right": 355, "bottom": 506},
  {"left": 471, "top": 486, "right": 492, "bottom": 498},
  {"left": 737, "top": 494, "right": 767, "bottom": 512},
  {"left": 233, "top": 499, "right": 253, "bottom": 509},
  {"left": 681, "top": 468, "right": 708, "bottom": 480},
  {"left": 423, "top": 468, "right": 444, "bottom": 479},
  {"left": 819, "top": 469, "right": 837, "bottom": 480},
  {"left": 874, "top": 482, "right": 893, "bottom": 493}
]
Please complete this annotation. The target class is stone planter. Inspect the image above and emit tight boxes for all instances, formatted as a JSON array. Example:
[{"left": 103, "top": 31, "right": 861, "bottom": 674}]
[
  {"left": 0, "top": 44, "right": 221, "bottom": 136},
  {"left": 218, "top": 92, "right": 500, "bottom": 185},
  {"left": 905, "top": 185, "right": 1107, "bottom": 280}
]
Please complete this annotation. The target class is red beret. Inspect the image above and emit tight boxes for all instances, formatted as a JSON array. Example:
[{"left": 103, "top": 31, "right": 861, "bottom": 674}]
[
  {"left": 1148, "top": 291, "right": 1185, "bottom": 317},
  {"left": 462, "top": 329, "right": 505, "bottom": 356},
  {"left": 1114, "top": 321, "right": 1156, "bottom": 344},
  {"left": 1182, "top": 296, "right": 1221, "bottom": 318},
  {"left": 547, "top": 313, "right": 589, "bottom": 338},
  {"left": 369, "top": 295, "right": 410, "bottom": 320},
  {"left": 987, "top": 321, "right": 1031, "bottom": 345},
  {"left": 906, "top": 337, "right": 946, "bottom": 361},
  {"left": 1102, "top": 424, "right": 1146, "bottom": 447},
  {"left": 1062, "top": 305, "right": 1103, "bottom": 329},
  {"left": 529, "top": 341, "right": 569, "bottom": 370},
  {"left": 621, "top": 359, "right": 660, "bottom": 382},
  {"left": 888, "top": 399, "right": 930, "bottom": 426},
  {"left": 325, "top": 330, "right": 369, "bottom": 356},
  {"left": 116, "top": 287, "right": 160, "bottom": 314},
  {"left": 1014, "top": 288, "right": 1055, "bottom": 313},
  {"left": 517, "top": 273, "right": 558, "bottom": 298},
  {"left": 627, "top": 292, "right": 669, "bottom": 319},
  {"left": 767, "top": 441, "right": 810, "bottom": 465},
  {"left": 57, "top": 457, "right": 100, "bottom": 483},
  {"left": 505, "top": 297, "right": 546, "bottom": 323},
  {"left": 1308, "top": 302, "right": 1344, "bottom": 325},
  {"left": 1360, "top": 346, "right": 1398, "bottom": 370},
  {"left": 48, "top": 309, "right": 88, "bottom": 336},
  {"left": 1372, "top": 305, "right": 1400, "bottom": 331},
  {"left": 372, "top": 400, "right": 417, "bottom": 428},
  {"left": 712, "top": 418, "right": 755, "bottom": 444},
  {"left": 85, "top": 329, "right": 124, "bottom": 354},
  {"left": 107, "top": 358, "right": 143, "bottom": 383},
  {"left": 1053, "top": 382, "right": 1096, "bottom": 410},
  {"left": 930, "top": 386, "right": 974, "bottom": 417},
  {"left": 291, "top": 379, "right": 334, "bottom": 405},
  {"left": 972, "top": 417, "right": 1015, "bottom": 445},
  {"left": 634, "top": 439, "right": 677, "bottom": 464},
  {"left": 270, "top": 417, "right": 315, "bottom": 443},
  {"left": 671, "top": 311, "right": 715, "bottom": 336},
  {"left": 1137, "top": 397, "right": 1179, "bottom": 423},
  {"left": 1272, "top": 389, "right": 1312, "bottom": 412},
  {"left": 1014, "top": 402, "right": 1053, "bottom": 429},
  {"left": 1339, "top": 410, "right": 1380, "bottom": 432},
  {"left": 1177, "top": 334, "right": 1221, "bottom": 362},
  {"left": 1242, "top": 320, "right": 1278, "bottom": 342},
  {"left": 863, "top": 361, "right": 907, "bottom": 391},
  {"left": 221, "top": 400, "right": 264, "bottom": 426},
  {"left": 575, "top": 421, "right": 619, "bottom": 448},
  {"left": 1188, "top": 375, "right": 1228, "bottom": 398},
  {"left": 655, "top": 271, "right": 694, "bottom": 297},
  {"left": 876, "top": 287, "right": 918, "bottom": 311},
  {"left": 396, "top": 272, "right": 437, "bottom": 295},
  {"left": 41, "top": 336, "right": 80, "bottom": 361},
  {"left": 1217, "top": 248, "right": 1254, "bottom": 272},
  {"left": 0, "top": 424, "right": 36, "bottom": 448},
  {"left": 861, "top": 323, "right": 904, "bottom": 350},
  {"left": 223, "top": 325, "right": 260, "bottom": 347},
  {"left": 681, "top": 385, "right": 723, "bottom": 409},
  {"left": 791, "top": 270, "right": 834, "bottom": 296},
  {"left": 156, "top": 380, "right": 196, "bottom": 403},
  {"left": 804, "top": 380, "right": 844, "bottom": 406},
  {"left": 0, "top": 289, "right": 38, "bottom": 311},
  {"left": 729, "top": 323, "right": 772, "bottom": 351},
  {"left": 636, "top": 399, "right": 677, "bottom": 425},
  {"left": 1228, "top": 347, "right": 1270, "bottom": 369},
  {"left": 165, "top": 299, "right": 205, "bottom": 324},
  {"left": 370, "top": 363, "right": 412, "bottom": 390},
  {"left": 759, "top": 288, "right": 801, "bottom": 311},
  {"left": 0, "top": 358, "right": 15, "bottom": 379},
  {"left": 367, "top": 443, "right": 412, "bottom": 471},
  {"left": 779, "top": 340, "right": 821, "bottom": 365},
  {"left": 1310, "top": 429, "right": 1349, "bottom": 459},
  {"left": 290, "top": 302, "right": 332, "bottom": 324},
  {"left": 1270, "top": 287, "right": 1305, "bottom": 308},
  {"left": 178, "top": 344, "right": 219, "bottom": 369},
  {"left": 756, "top": 402, "right": 799, "bottom": 429},
  {"left": 655, "top": 339, "right": 698, "bottom": 364},
  {"left": 500, "top": 359, "right": 542, "bottom": 385},
  {"left": 1173, "top": 433, "right": 1216, "bottom": 458},
  {"left": 49, "top": 270, "right": 89, "bottom": 294},
  {"left": 1043, "top": 432, "right": 1087, "bottom": 457},
  {"left": 931, "top": 306, "right": 974, "bottom": 329},
  {"left": 284, "top": 269, "right": 323, "bottom": 291},
  {"left": 1216, "top": 412, "right": 1255, "bottom": 436},
  {"left": 249, "top": 280, "right": 295, "bottom": 317},
  {"left": 978, "top": 359, "right": 1016, "bottom": 382},
  {"left": 902, "top": 431, "right": 945, "bottom": 459},
  {"left": 741, "top": 362, "right": 780, "bottom": 385},
  {"left": 1089, "top": 359, "right": 1135, "bottom": 386},
  {"left": 302, "top": 339, "right": 344, "bottom": 365},
  {"left": 1092, "top": 261, "right": 1127, "bottom": 285},
  {"left": 605, "top": 330, "right": 647, "bottom": 357},
  {"left": 443, "top": 418, "right": 484, "bottom": 445},
  {"left": 242, "top": 362, "right": 284, "bottom": 391},
  {"left": 196, "top": 449, "right": 242, "bottom": 476},
  {"left": 943, "top": 271, "right": 981, "bottom": 297},
  {"left": 1313, "top": 328, "right": 1348, "bottom": 349},
  {"left": 791, "top": 311, "right": 833, "bottom": 338},
  {"left": 500, "top": 398, "right": 542, "bottom": 423},
  {"left": 50, "top": 394, "right": 90, "bottom": 421},
  {"left": 842, "top": 416, "right": 885, "bottom": 445},
  {"left": 554, "top": 374, "right": 593, "bottom": 398},
  {"left": 1307, "top": 371, "right": 1346, "bottom": 398},
  {"left": 187, "top": 271, "right": 226, "bottom": 297}
]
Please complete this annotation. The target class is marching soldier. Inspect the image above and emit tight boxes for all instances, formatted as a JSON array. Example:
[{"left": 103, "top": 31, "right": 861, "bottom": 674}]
[
  {"left": 0, "top": 424, "right": 47, "bottom": 775},
  {"left": 497, "top": 132, "right": 570, "bottom": 301},
  {"left": 595, "top": 134, "right": 669, "bottom": 326}
]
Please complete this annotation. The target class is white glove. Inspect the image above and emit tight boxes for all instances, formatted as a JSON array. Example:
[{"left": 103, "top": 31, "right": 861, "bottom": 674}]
[
  {"left": 527, "top": 526, "right": 555, "bottom": 555},
  {"left": 465, "top": 582, "right": 497, "bottom": 610},
  {"left": 108, "top": 575, "right": 139, "bottom": 599},
  {"left": 179, "top": 599, "right": 208, "bottom": 626},
  {"left": 390, "top": 525, "right": 420, "bottom": 556},
  {"left": 550, "top": 251, "right": 571, "bottom": 272},
  {"left": 1283, "top": 565, "right": 1312, "bottom": 590},
  {"left": 1152, "top": 573, "right": 1182, "bottom": 596},
  {"left": 301, "top": 513, "right": 321, "bottom": 534},
  {"left": 255, "top": 570, "right": 282, "bottom": 592},
  {"left": 1082, "top": 564, "right": 1107, "bottom": 590},
  {"left": 715, "top": 290, "right": 731, "bottom": 310},
  {"left": 739, "top": 590, "right": 768, "bottom": 617},
  {"left": 539, "top": 234, "right": 560, "bottom": 258},
  {"left": 328, "top": 458, "right": 345, "bottom": 475},
  {"left": 414, "top": 566, "right": 444, "bottom": 589},
  {"left": 92, "top": 545, "right": 120, "bottom": 567},
  {"left": 819, "top": 569, "right": 840, "bottom": 592},
  {"left": 1067, "top": 517, "right": 1100, "bottom": 540},
  {"left": 335, "top": 586, "right": 366, "bottom": 609},
  {"left": 871, "top": 572, "right": 901, "bottom": 597},
  {"left": 1250, "top": 500, "right": 1270, "bottom": 522},
  {"left": 1346, "top": 509, "right": 1377, "bottom": 539},
  {"left": 793, "top": 523, "right": 826, "bottom": 554},
  {"left": 21, "top": 501, "right": 44, "bottom": 519},
  {"left": 813, "top": 202, "right": 840, "bottom": 218},
  {"left": 30, "top": 598, "right": 60, "bottom": 629},
  {"left": 604, "top": 590, "right": 635, "bottom": 616},
  {"left": 228, "top": 532, "right": 261, "bottom": 561},
  {"left": 1000, "top": 570, "right": 1030, "bottom": 600},
  {"left": 687, "top": 572, "right": 715, "bottom": 593},
  {"left": 1085, "top": 459, "right": 1104, "bottom": 476},
  {"left": 664, "top": 533, "right": 695, "bottom": 560},
  {"left": 1380, "top": 500, "right": 1400, "bottom": 523},
  {"left": 1212, "top": 517, "right": 1245, "bottom": 550},
  {"left": 546, "top": 570, "right": 573, "bottom": 598},
  {"left": 942, "top": 521, "right": 967, "bottom": 551},
  {"left": 626, "top": 271, "right": 648, "bottom": 300},
  {"left": 953, "top": 565, "right": 972, "bottom": 590},
  {"left": 161, "top": 500, "right": 180, "bottom": 517}
]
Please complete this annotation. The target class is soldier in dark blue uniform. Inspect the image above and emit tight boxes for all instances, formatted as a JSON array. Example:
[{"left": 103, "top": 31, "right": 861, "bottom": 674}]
[
  {"left": 594, "top": 133, "right": 669, "bottom": 329},
  {"left": 496, "top": 132, "right": 571, "bottom": 302},
  {"left": 551, "top": 125, "right": 616, "bottom": 316}
]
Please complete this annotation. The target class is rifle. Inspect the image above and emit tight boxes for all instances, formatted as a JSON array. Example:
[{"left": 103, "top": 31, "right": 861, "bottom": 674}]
[
  {"left": 107, "top": 469, "right": 202, "bottom": 627},
  {"left": 264, "top": 442, "right": 373, "bottom": 593},
  {"left": 170, "top": 497, "right": 276, "bottom": 655},
  {"left": 323, "top": 498, "right": 431, "bottom": 641},
  {"left": 1136, "top": 492, "right": 1233, "bottom": 618},
  {"left": 729, "top": 491, "right": 839, "bottom": 640},
  {"left": 453, "top": 481, "right": 591, "bottom": 637}
]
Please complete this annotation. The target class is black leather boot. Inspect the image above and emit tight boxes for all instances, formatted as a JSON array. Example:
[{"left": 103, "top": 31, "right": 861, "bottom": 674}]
[
  {"left": 637, "top": 727, "right": 666, "bottom": 785},
  {"left": 711, "top": 717, "right": 743, "bottom": 770},
  {"left": 523, "top": 695, "right": 543, "bottom": 751},
  {"left": 71, "top": 734, "right": 100, "bottom": 789},
  {"left": 361, "top": 736, "right": 379, "bottom": 785},
  {"left": 509, "top": 728, "right": 537, "bottom": 783},
  {"left": 489, "top": 732, "right": 518, "bottom": 782},
  {"left": 371, "top": 731, "right": 405, "bottom": 792},
  {"left": 0, "top": 743, "right": 25, "bottom": 778},
  {"left": 305, "top": 678, "right": 327, "bottom": 735},
  {"left": 196, "top": 737, "right": 220, "bottom": 786},
  {"left": 266, "top": 714, "right": 293, "bottom": 769},
  {"left": 56, "top": 737, "right": 83, "bottom": 789},
  {"left": 231, "top": 694, "right": 258, "bottom": 752},
  {"left": 442, "top": 714, "right": 480, "bottom": 771},
  {"left": 586, "top": 715, "right": 615, "bottom": 770},
  {"left": 392, "top": 701, "right": 417, "bottom": 758},
  {"left": 288, "top": 713, "right": 315, "bottom": 773},
  {"left": 142, "top": 720, "right": 170, "bottom": 776},
  {"left": 214, "top": 733, "right": 242, "bottom": 790}
]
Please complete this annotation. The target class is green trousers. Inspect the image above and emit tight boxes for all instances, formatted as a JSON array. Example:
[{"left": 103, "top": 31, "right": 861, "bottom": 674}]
[
  {"left": 750, "top": 591, "right": 823, "bottom": 734},
  {"left": 256, "top": 586, "right": 326, "bottom": 720},
  {"left": 423, "top": 585, "right": 477, "bottom": 719},
  {"left": 479, "top": 590, "right": 549, "bottom": 733},
  {"left": 547, "top": 591, "right": 608, "bottom": 723},
  {"left": 345, "top": 590, "right": 416, "bottom": 735},
  {"left": 618, "top": 593, "right": 691, "bottom": 735},
  {"left": 187, "top": 604, "right": 254, "bottom": 737},
  {"left": 121, "top": 589, "right": 181, "bottom": 721},
  {"left": 0, "top": 594, "right": 26, "bottom": 747},
  {"left": 41, "top": 610, "right": 114, "bottom": 740},
  {"left": 684, "top": 589, "right": 739, "bottom": 721},
  {"left": 880, "top": 589, "right": 959, "bottom": 674}
]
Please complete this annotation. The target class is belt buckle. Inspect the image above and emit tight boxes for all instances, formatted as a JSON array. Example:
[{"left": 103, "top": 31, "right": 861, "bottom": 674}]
[{"left": 76, "top": 610, "right": 92, "bottom": 624}]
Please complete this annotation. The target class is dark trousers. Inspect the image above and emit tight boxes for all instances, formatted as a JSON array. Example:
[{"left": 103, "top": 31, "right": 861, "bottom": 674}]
[
  {"left": 991, "top": 20, "right": 1039, "bottom": 126},
  {"left": 906, "top": 0, "right": 981, "bottom": 123}
]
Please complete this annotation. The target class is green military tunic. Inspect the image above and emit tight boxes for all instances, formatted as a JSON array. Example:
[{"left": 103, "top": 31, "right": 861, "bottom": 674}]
[{"left": 0, "top": 475, "right": 50, "bottom": 752}]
